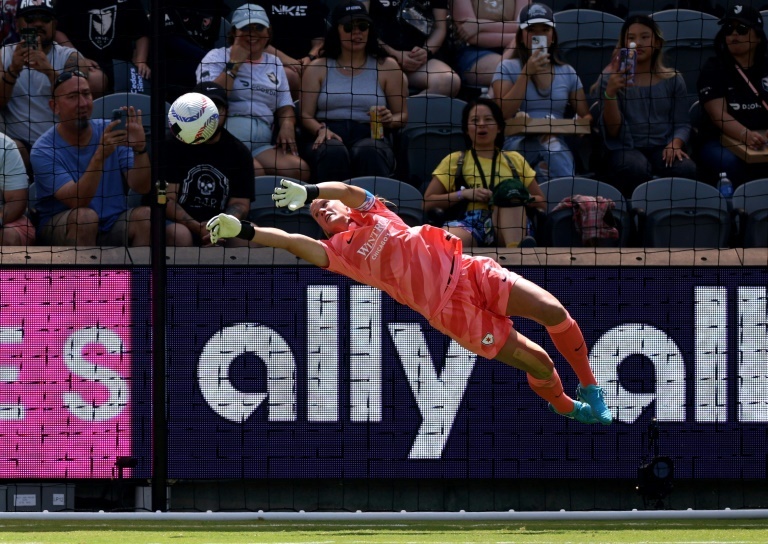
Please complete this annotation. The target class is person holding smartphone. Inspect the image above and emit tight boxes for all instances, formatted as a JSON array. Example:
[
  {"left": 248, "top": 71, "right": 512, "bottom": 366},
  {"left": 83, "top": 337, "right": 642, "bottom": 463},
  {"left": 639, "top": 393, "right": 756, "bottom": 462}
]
[
  {"left": 0, "top": 0, "right": 106, "bottom": 169},
  {"left": 490, "top": 3, "right": 592, "bottom": 182},
  {"left": 591, "top": 15, "right": 697, "bottom": 197}
]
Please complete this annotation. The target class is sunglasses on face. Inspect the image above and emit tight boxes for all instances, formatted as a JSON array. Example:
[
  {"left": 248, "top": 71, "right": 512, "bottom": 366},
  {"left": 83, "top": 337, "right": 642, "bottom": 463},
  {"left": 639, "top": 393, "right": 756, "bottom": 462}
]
[
  {"left": 724, "top": 22, "right": 750, "bottom": 36},
  {"left": 23, "top": 14, "right": 53, "bottom": 24},
  {"left": 342, "top": 21, "right": 370, "bottom": 33},
  {"left": 53, "top": 69, "right": 88, "bottom": 91}
]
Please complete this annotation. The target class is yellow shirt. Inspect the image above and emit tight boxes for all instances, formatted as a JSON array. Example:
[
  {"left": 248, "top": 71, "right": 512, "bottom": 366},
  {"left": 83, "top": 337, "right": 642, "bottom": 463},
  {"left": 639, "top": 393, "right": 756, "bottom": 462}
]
[{"left": 432, "top": 150, "right": 536, "bottom": 212}]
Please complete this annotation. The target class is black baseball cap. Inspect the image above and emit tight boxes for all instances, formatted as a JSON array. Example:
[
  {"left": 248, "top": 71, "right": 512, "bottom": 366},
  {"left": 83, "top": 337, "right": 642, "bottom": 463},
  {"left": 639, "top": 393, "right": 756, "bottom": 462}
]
[
  {"left": 718, "top": 4, "right": 763, "bottom": 30},
  {"left": 331, "top": 0, "right": 372, "bottom": 27},
  {"left": 17, "top": 0, "right": 55, "bottom": 18},
  {"left": 193, "top": 81, "right": 228, "bottom": 108}
]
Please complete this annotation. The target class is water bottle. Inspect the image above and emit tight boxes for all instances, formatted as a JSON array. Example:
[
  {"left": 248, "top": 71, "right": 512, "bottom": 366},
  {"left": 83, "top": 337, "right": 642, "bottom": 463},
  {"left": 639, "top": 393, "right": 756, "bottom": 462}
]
[{"left": 717, "top": 172, "right": 734, "bottom": 211}]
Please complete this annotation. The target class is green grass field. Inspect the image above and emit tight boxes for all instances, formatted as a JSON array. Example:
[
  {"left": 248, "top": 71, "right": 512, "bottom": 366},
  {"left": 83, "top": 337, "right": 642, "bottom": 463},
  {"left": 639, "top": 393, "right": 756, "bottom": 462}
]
[{"left": 0, "top": 519, "right": 767, "bottom": 544}]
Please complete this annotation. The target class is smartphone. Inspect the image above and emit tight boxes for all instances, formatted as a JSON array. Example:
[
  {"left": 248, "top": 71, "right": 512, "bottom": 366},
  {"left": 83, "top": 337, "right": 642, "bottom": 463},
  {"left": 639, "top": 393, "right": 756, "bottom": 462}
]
[
  {"left": 619, "top": 43, "right": 637, "bottom": 84},
  {"left": 531, "top": 35, "right": 548, "bottom": 54},
  {"left": 20, "top": 28, "right": 37, "bottom": 50},
  {"left": 111, "top": 108, "right": 127, "bottom": 131}
]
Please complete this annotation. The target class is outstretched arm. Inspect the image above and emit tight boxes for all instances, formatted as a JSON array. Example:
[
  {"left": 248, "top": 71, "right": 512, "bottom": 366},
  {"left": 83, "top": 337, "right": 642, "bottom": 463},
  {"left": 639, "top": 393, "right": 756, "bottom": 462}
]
[
  {"left": 272, "top": 179, "right": 367, "bottom": 210},
  {"left": 206, "top": 215, "right": 330, "bottom": 267}
]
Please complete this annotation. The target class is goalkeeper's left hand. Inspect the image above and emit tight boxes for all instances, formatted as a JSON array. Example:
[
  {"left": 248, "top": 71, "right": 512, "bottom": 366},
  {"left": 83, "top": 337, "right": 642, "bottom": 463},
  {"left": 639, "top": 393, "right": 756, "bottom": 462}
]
[
  {"left": 206, "top": 214, "right": 241, "bottom": 245},
  {"left": 272, "top": 178, "right": 308, "bottom": 211}
]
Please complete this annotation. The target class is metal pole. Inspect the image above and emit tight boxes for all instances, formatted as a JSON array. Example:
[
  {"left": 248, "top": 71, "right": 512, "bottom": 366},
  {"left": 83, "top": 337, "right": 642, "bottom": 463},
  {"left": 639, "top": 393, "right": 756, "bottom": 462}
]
[{"left": 150, "top": 0, "right": 168, "bottom": 513}]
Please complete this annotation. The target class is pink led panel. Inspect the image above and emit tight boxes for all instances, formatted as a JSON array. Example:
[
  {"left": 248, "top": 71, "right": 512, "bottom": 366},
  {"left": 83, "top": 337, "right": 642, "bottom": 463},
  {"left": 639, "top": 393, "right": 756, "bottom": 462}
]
[{"left": 0, "top": 270, "right": 132, "bottom": 478}]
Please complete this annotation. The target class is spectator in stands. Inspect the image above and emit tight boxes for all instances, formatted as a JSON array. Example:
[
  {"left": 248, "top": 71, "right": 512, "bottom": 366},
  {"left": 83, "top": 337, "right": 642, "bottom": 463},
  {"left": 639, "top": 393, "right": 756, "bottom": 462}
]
[
  {"left": 197, "top": 3, "right": 309, "bottom": 181},
  {"left": 53, "top": 0, "right": 152, "bottom": 94},
  {"left": 260, "top": 0, "right": 328, "bottom": 100},
  {"left": 0, "top": 131, "right": 34, "bottom": 245},
  {"left": 491, "top": 3, "right": 592, "bottom": 182},
  {"left": 0, "top": 0, "right": 106, "bottom": 168},
  {"left": 697, "top": 4, "right": 768, "bottom": 187},
  {"left": 161, "top": 0, "right": 229, "bottom": 104},
  {"left": 450, "top": 0, "right": 525, "bottom": 88},
  {"left": 592, "top": 15, "right": 697, "bottom": 197},
  {"left": 164, "top": 82, "right": 255, "bottom": 247},
  {"left": 424, "top": 97, "right": 544, "bottom": 247},
  {"left": 363, "top": 0, "right": 460, "bottom": 96},
  {"left": 300, "top": 0, "right": 407, "bottom": 182},
  {"left": 30, "top": 70, "right": 153, "bottom": 246}
]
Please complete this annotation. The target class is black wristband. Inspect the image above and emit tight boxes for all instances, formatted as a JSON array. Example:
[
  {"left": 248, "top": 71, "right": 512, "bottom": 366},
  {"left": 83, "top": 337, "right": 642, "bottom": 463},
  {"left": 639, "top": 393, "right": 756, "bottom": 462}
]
[
  {"left": 305, "top": 184, "right": 320, "bottom": 201},
  {"left": 237, "top": 220, "right": 256, "bottom": 241}
]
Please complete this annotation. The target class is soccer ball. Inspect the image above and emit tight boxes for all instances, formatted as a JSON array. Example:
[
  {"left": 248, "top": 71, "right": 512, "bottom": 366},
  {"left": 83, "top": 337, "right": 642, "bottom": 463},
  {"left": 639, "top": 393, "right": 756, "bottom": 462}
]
[{"left": 168, "top": 92, "right": 219, "bottom": 145}]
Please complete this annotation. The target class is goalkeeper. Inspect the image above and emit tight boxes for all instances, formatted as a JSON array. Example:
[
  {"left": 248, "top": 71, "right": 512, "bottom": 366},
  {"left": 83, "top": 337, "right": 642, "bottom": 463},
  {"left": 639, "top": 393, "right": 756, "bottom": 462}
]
[{"left": 207, "top": 180, "right": 612, "bottom": 425}]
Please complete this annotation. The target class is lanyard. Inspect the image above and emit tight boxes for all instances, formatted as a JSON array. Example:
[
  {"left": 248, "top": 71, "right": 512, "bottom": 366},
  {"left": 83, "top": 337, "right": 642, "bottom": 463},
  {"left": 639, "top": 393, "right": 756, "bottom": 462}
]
[
  {"left": 734, "top": 63, "right": 768, "bottom": 113},
  {"left": 470, "top": 148, "right": 498, "bottom": 191}
]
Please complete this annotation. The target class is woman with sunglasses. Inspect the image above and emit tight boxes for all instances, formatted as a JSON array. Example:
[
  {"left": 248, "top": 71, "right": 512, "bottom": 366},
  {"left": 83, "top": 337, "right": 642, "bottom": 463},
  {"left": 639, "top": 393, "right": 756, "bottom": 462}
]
[
  {"left": 299, "top": 0, "right": 407, "bottom": 182},
  {"left": 697, "top": 4, "right": 768, "bottom": 187},
  {"left": 196, "top": 3, "right": 310, "bottom": 182},
  {"left": 591, "top": 15, "right": 697, "bottom": 198}
]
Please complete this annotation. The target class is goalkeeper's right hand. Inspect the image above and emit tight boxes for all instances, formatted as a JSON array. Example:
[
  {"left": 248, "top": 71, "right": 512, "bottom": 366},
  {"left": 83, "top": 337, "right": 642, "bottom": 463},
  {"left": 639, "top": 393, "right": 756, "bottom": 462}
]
[
  {"left": 272, "top": 178, "right": 308, "bottom": 211},
  {"left": 206, "top": 214, "right": 242, "bottom": 245}
]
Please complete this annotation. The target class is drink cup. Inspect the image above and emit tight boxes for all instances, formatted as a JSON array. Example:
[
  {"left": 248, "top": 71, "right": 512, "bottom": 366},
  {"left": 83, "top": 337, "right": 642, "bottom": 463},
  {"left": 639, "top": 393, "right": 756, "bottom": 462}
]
[{"left": 370, "top": 106, "right": 384, "bottom": 140}]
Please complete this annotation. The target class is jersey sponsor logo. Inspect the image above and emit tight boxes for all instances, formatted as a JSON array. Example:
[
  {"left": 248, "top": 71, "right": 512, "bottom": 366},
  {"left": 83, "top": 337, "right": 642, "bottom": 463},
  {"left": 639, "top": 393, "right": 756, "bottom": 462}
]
[
  {"left": 267, "top": 71, "right": 279, "bottom": 85},
  {"left": 272, "top": 5, "right": 308, "bottom": 16},
  {"left": 729, "top": 102, "right": 761, "bottom": 111},
  {"left": 88, "top": 6, "right": 117, "bottom": 50},
  {"left": 481, "top": 333, "right": 494, "bottom": 345},
  {"left": 762, "top": 76, "right": 768, "bottom": 93}
]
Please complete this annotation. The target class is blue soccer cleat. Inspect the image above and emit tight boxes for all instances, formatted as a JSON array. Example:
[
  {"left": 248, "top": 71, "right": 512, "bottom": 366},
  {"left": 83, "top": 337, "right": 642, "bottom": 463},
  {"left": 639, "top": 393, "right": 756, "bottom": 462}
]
[
  {"left": 548, "top": 400, "right": 599, "bottom": 424},
  {"left": 576, "top": 384, "right": 613, "bottom": 425}
]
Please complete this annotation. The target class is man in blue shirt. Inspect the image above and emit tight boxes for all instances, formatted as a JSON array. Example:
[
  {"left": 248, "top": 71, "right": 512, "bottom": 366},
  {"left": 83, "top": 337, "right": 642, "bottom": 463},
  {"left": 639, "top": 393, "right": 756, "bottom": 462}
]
[{"left": 30, "top": 69, "right": 151, "bottom": 245}]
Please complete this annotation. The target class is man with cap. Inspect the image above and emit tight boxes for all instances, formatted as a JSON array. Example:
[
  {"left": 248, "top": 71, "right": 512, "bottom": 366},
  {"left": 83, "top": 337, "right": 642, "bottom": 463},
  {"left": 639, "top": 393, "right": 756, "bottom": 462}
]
[
  {"left": 697, "top": 3, "right": 768, "bottom": 187},
  {"left": 0, "top": 0, "right": 106, "bottom": 169},
  {"left": 162, "top": 81, "right": 256, "bottom": 247}
]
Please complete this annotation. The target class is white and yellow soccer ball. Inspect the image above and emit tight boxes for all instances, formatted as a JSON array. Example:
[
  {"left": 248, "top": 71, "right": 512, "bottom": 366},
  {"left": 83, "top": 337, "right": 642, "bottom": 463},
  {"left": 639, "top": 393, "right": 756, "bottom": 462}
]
[{"left": 167, "top": 92, "right": 219, "bottom": 145}]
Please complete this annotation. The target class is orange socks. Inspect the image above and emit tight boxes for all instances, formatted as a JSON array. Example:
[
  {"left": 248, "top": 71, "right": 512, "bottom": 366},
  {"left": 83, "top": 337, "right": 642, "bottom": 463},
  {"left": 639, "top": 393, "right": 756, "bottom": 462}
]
[
  {"left": 527, "top": 369, "right": 573, "bottom": 413},
  {"left": 546, "top": 314, "right": 597, "bottom": 387}
]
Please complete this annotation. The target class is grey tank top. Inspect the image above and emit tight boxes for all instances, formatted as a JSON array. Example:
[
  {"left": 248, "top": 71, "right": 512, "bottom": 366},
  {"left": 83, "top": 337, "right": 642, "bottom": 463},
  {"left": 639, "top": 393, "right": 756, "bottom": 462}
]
[{"left": 317, "top": 57, "right": 386, "bottom": 123}]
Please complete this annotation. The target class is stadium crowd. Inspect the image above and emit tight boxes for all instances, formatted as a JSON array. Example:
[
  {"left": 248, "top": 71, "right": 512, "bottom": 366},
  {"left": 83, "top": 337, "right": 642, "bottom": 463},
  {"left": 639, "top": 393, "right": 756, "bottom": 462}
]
[{"left": 1, "top": 0, "right": 767, "bottom": 247}]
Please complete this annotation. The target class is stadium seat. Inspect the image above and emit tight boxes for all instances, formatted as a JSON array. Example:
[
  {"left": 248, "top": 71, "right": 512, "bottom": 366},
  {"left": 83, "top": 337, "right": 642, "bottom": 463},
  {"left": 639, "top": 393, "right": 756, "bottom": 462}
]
[
  {"left": 538, "top": 176, "right": 631, "bottom": 246},
  {"left": 92, "top": 92, "right": 172, "bottom": 141},
  {"left": 248, "top": 176, "right": 325, "bottom": 239},
  {"left": 732, "top": 178, "right": 768, "bottom": 247},
  {"left": 553, "top": 9, "right": 625, "bottom": 90},
  {"left": 397, "top": 94, "right": 467, "bottom": 190},
  {"left": 618, "top": 0, "right": 676, "bottom": 17},
  {"left": 630, "top": 177, "right": 730, "bottom": 247},
  {"left": 763, "top": 11, "right": 768, "bottom": 37},
  {"left": 650, "top": 9, "right": 720, "bottom": 108},
  {"left": 347, "top": 176, "right": 425, "bottom": 226}
]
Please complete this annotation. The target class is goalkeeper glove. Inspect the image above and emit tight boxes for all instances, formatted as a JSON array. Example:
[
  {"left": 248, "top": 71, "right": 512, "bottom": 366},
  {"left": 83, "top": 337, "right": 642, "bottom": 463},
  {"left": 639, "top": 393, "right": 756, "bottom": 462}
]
[
  {"left": 206, "top": 214, "right": 255, "bottom": 244},
  {"left": 272, "top": 178, "right": 319, "bottom": 211}
]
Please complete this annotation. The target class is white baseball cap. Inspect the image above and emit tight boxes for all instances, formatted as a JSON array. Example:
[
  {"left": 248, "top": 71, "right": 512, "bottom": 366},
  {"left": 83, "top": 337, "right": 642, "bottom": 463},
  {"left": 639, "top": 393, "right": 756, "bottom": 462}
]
[{"left": 230, "top": 3, "right": 270, "bottom": 29}]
